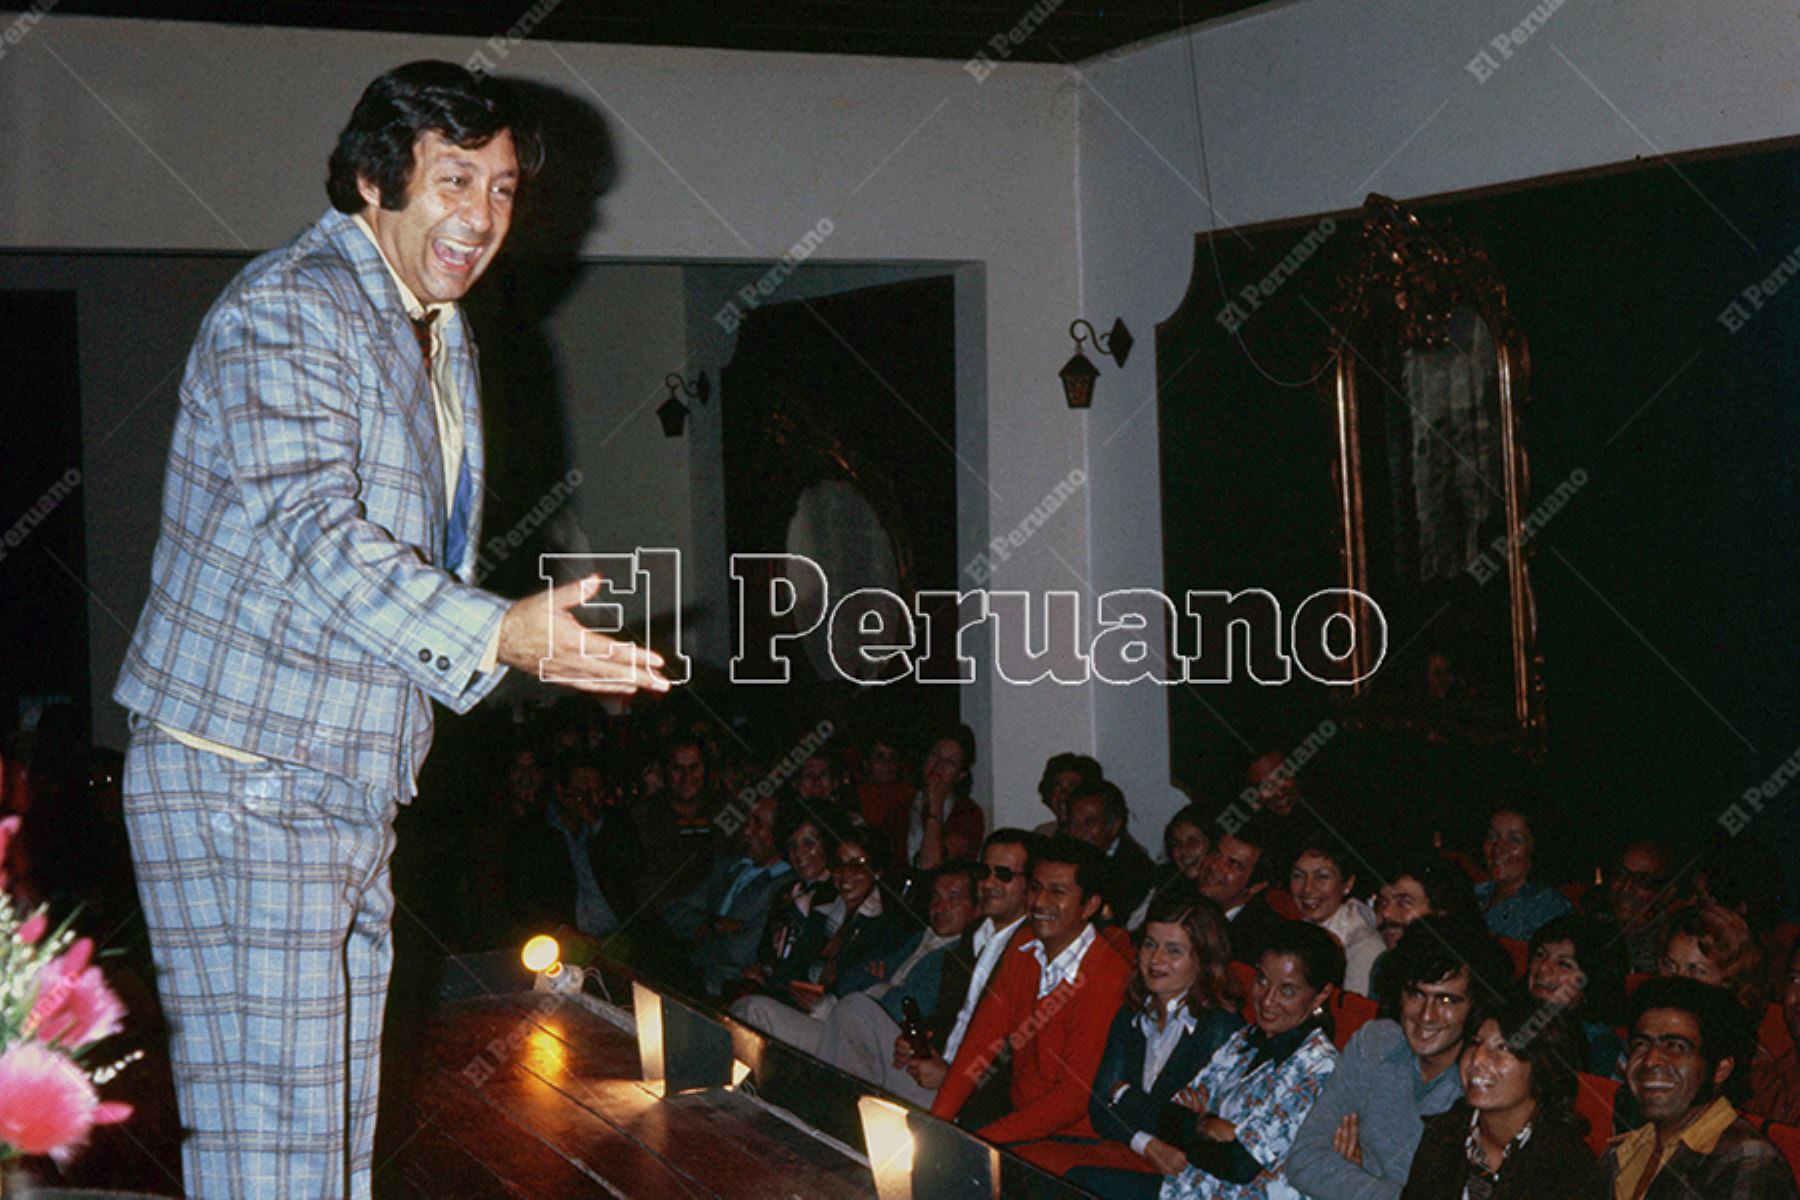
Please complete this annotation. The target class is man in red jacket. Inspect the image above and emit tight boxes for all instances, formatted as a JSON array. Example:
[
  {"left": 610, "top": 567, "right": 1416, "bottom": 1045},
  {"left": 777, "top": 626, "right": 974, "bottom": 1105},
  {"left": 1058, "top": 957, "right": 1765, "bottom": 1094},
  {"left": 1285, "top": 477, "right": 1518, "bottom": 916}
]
[{"left": 931, "top": 836, "right": 1133, "bottom": 1145}]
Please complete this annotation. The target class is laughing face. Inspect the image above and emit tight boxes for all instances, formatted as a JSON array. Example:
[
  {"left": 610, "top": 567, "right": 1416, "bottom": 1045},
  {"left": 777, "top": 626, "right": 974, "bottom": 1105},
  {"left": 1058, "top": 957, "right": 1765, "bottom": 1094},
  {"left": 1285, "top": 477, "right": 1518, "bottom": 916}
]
[
  {"left": 359, "top": 129, "right": 518, "bottom": 305},
  {"left": 1289, "top": 850, "right": 1354, "bottom": 925},
  {"left": 1400, "top": 969, "right": 1473, "bottom": 1073},
  {"left": 1627, "top": 1007, "right": 1731, "bottom": 1134},
  {"left": 1482, "top": 810, "right": 1533, "bottom": 888},
  {"left": 1460, "top": 1018, "right": 1534, "bottom": 1118}
]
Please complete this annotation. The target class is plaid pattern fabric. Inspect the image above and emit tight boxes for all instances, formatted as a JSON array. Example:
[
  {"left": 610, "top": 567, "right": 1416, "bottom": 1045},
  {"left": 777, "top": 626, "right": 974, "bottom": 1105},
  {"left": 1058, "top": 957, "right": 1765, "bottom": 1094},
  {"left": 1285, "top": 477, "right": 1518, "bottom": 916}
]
[
  {"left": 113, "top": 207, "right": 511, "bottom": 799},
  {"left": 124, "top": 724, "right": 397, "bottom": 1198}
]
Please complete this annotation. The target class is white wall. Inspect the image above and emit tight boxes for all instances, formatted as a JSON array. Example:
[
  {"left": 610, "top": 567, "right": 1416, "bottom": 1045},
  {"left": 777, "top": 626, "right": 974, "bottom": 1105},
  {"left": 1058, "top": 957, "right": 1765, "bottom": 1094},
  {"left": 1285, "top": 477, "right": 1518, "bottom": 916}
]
[
  {"left": 0, "top": 14, "right": 1091, "bottom": 830},
  {"left": 1076, "top": 0, "right": 1800, "bottom": 846}
]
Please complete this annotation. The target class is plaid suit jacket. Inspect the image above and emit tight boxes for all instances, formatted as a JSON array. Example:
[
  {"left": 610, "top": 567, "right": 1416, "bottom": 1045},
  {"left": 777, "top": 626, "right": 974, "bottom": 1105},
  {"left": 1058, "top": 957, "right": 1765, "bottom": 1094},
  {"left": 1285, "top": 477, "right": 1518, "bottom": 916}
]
[{"left": 115, "top": 208, "right": 512, "bottom": 798}]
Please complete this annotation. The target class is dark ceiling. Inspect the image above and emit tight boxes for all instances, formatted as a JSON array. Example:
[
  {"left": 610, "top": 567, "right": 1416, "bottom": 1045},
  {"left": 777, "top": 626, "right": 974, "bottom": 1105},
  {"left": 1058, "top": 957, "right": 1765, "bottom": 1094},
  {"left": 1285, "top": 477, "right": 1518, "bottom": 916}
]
[{"left": 52, "top": 0, "right": 1273, "bottom": 63}]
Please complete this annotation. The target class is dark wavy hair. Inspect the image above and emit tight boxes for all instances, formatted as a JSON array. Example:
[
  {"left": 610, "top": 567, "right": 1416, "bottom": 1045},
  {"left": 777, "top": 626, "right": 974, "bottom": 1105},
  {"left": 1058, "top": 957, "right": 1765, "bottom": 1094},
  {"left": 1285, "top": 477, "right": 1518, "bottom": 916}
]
[
  {"left": 1627, "top": 975, "right": 1755, "bottom": 1103},
  {"left": 1127, "top": 890, "right": 1240, "bottom": 1016},
  {"left": 1528, "top": 913, "right": 1627, "bottom": 1026},
  {"left": 327, "top": 61, "right": 544, "bottom": 213},
  {"left": 1468, "top": 990, "right": 1586, "bottom": 1134}
]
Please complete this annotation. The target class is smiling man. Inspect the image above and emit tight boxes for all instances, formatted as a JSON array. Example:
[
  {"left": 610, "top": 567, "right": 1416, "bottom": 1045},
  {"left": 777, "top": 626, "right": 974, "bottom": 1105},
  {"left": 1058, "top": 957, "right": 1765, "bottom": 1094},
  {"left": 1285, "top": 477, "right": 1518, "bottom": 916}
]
[
  {"left": 1604, "top": 975, "right": 1797, "bottom": 1199},
  {"left": 113, "top": 62, "right": 668, "bottom": 1198},
  {"left": 931, "top": 836, "right": 1133, "bottom": 1144},
  {"left": 1288, "top": 918, "right": 1511, "bottom": 1200}
]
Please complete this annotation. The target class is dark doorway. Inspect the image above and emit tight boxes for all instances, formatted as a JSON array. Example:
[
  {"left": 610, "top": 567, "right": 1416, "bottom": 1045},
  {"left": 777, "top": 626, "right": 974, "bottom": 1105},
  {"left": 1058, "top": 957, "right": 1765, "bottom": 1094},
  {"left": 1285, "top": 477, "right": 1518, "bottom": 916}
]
[
  {"left": 721, "top": 275, "right": 960, "bottom": 746},
  {"left": 0, "top": 291, "right": 90, "bottom": 739}
]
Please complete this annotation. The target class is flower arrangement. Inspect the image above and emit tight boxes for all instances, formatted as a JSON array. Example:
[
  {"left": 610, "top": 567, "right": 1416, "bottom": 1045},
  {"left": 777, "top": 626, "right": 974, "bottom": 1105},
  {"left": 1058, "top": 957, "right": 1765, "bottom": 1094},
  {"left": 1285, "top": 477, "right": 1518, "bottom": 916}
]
[{"left": 0, "top": 815, "right": 132, "bottom": 1168}]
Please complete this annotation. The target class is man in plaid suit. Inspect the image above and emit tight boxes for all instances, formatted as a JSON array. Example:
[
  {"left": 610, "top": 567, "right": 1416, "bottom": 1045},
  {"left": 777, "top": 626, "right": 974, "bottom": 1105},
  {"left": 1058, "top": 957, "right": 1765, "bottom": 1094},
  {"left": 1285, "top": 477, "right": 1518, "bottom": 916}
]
[{"left": 114, "top": 62, "right": 668, "bottom": 1197}]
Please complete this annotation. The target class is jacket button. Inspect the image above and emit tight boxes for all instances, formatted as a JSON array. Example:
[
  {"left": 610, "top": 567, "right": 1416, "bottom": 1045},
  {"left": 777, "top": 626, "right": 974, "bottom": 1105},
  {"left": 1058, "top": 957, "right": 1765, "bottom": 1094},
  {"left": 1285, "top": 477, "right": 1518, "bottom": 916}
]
[
  {"left": 436, "top": 655, "right": 450, "bottom": 671},
  {"left": 419, "top": 648, "right": 431, "bottom": 663}
]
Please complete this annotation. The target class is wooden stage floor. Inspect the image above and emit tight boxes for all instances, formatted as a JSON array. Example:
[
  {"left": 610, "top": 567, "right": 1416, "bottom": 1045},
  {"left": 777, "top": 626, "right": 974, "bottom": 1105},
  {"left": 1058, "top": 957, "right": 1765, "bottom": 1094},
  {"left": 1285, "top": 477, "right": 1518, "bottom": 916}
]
[
  {"left": 378, "top": 991, "right": 879, "bottom": 1199},
  {"left": 49, "top": 981, "right": 878, "bottom": 1199}
]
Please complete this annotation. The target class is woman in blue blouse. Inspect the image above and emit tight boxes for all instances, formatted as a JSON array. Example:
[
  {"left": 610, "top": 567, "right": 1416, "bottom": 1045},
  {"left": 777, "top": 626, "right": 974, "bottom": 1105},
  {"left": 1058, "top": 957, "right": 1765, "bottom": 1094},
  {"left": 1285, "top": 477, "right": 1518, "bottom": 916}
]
[
  {"left": 1153, "top": 922, "right": 1345, "bottom": 1200},
  {"left": 1473, "top": 807, "right": 1572, "bottom": 940},
  {"left": 1020, "top": 888, "right": 1243, "bottom": 1198}
]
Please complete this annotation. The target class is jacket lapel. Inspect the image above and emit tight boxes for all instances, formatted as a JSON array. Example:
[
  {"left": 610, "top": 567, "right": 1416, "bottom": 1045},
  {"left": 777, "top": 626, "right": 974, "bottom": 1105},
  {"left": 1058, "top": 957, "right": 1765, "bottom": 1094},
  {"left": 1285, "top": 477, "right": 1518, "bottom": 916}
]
[{"left": 318, "top": 209, "right": 448, "bottom": 559}]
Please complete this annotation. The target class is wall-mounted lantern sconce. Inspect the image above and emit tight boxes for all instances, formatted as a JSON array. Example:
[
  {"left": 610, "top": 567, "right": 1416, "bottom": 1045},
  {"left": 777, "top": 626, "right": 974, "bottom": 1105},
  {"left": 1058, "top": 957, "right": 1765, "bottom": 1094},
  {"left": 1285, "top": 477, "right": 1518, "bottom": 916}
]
[
  {"left": 657, "top": 371, "right": 712, "bottom": 437},
  {"left": 1059, "top": 318, "right": 1134, "bottom": 409}
]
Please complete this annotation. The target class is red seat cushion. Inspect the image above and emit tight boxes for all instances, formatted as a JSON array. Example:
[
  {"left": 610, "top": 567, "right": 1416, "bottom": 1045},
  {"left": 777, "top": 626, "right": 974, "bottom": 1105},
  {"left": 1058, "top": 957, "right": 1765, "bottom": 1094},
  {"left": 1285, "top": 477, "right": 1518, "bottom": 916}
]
[
  {"left": 1329, "top": 992, "right": 1379, "bottom": 1050},
  {"left": 1760, "top": 1003, "right": 1794, "bottom": 1061},
  {"left": 1575, "top": 1072, "right": 1619, "bottom": 1156},
  {"left": 1764, "top": 1122, "right": 1800, "bottom": 1186},
  {"left": 1497, "top": 937, "right": 1530, "bottom": 979}
]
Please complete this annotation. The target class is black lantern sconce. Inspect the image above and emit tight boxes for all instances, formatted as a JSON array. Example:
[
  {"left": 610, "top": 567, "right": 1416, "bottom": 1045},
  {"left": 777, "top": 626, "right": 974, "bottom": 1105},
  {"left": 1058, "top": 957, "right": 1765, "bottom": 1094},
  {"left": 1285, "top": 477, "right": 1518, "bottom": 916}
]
[
  {"left": 1059, "top": 318, "right": 1133, "bottom": 409},
  {"left": 657, "top": 371, "right": 711, "bottom": 438}
]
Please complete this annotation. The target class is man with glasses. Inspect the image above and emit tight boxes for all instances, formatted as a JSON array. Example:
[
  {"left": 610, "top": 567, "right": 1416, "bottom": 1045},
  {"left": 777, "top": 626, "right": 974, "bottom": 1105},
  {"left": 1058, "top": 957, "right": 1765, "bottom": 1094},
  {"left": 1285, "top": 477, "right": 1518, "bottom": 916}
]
[
  {"left": 867, "top": 830, "right": 1039, "bottom": 1107},
  {"left": 1289, "top": 917, "right": 1508, "bottom": 1200},
  {"left": 930, "top": 837, "right": 1134, "bottom": 1143},
  {"left": 1603, "top": 975, "right": 1797, "bottom": 1199},
  {"left": 1590, "top": 839, "right": 1676, "bottom": 973}
]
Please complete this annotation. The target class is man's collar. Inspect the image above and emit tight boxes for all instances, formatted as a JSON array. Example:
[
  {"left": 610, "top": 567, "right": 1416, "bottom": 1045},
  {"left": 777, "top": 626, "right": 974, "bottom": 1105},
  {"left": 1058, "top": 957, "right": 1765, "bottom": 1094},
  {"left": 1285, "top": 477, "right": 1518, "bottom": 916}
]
[
  {"left": 1612, "top": 1095, "right": 1739, "bottom": 1163},
  {"left": 975, "top": 914, "right": 1026, "bottom": 953},
  {"left": 1023, "top": 922, "right": 1098, "bottom": 991},
  {"left": 349, "top": 212, "right": 454, "bottom": 324}
]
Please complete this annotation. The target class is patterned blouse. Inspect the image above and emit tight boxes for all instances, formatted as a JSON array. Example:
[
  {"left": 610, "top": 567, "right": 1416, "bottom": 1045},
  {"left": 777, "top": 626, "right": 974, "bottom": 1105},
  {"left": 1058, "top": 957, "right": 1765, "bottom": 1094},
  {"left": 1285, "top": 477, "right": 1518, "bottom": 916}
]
[
  {"left": 1159, "top": 1023, "right": 1339, "bottom": 1200},
  {"left": 1461, "top": 1107, "right": 1534, "bottom": 1200}
]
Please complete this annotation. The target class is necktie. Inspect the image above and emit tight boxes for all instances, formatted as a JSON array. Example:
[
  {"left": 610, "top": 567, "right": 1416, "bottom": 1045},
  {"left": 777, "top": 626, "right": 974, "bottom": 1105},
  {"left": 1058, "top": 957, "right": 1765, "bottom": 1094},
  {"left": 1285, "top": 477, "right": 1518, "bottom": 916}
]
[{"left": 411, "top": 312, "right": 473, "bottom": 569}]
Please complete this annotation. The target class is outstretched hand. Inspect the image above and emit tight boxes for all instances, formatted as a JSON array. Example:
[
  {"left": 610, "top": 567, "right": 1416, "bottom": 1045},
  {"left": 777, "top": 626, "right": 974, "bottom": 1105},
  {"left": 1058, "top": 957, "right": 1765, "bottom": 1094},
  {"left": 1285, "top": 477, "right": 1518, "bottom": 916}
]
[{"left": 497, "top": 575, "right": 671, "bottom": 695}]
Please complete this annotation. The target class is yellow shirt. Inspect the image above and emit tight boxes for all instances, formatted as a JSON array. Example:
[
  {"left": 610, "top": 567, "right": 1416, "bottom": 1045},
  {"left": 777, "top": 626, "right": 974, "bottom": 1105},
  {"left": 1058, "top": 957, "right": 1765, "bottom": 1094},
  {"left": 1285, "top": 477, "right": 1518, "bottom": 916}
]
[{"left": 1610, "top": 1095, "right": 1740, "bottom": 1200}]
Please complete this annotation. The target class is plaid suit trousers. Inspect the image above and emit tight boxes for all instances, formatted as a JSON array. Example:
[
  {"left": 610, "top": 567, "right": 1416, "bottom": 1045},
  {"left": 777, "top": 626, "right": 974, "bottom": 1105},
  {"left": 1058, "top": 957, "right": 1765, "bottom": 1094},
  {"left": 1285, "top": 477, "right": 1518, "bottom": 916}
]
[{"left": 123, "top": 723, "right": 398, "bottom": 1199}]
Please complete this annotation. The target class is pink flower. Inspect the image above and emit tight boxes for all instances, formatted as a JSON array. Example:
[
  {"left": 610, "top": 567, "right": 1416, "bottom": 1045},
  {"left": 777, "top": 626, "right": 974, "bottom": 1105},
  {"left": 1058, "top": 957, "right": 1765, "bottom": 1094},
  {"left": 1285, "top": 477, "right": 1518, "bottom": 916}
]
[
  {"left": 0, "top": 1041, "right": 131, "bottom": 1164},
  {"left": 26, "top": 938, "right": 127, "bottom": 1049},
  {"left": 17, "top": 911, "right": 48, "bottom": 944}
]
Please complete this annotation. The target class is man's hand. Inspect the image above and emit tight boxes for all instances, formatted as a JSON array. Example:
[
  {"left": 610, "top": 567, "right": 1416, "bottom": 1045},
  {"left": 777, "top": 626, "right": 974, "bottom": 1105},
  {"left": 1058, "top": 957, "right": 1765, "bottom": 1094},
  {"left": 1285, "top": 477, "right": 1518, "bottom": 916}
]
[
  {"left": 497, "top": 575, "right": 671, "bottom": 695},
  {"left": 902, "top": 1044, "right": 949, "bottom": 1089},
  {"left": 1142, "top": 1137, "right": 1187, "bottom": 1176},
  {"left": 1332, "top": 1112, "right": 1363, "bottom": 1166},
  {"left": 1173, "top": 1086, "right": 1208, "bottom": 1113}
]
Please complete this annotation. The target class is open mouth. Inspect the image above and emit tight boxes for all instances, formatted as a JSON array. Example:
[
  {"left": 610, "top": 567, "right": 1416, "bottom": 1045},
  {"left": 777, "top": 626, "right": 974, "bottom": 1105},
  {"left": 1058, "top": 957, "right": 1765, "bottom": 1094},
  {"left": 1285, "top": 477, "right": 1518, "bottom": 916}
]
[{"left": 432, "top": 237, "right": 484, "bottom": 272}]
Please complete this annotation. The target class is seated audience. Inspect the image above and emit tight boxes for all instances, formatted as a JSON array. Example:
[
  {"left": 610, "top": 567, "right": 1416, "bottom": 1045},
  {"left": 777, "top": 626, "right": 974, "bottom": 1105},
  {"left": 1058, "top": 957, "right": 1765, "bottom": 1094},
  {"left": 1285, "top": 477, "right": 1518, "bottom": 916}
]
[
  {"left": 757, "top": 823, "right": 904, "bottom": 1000},
  {"left": 1368, "top": 855, "right": 1481, "bottom": 1005},
  {"left": 503, "top": 750, "right": 642, "bottom": 944},
  {"left": 1018, "top": 891, "right": 1242, "bottom": 1194},
  {"left": 1400, "top": 992, "right": 1603, "bottom": 1199},
  {"left": 1589, "top": 838, "right": 1677, "bottom": 974},
  {"left": 881, "top": 725, "right": 984, "bottom": 874},
  {"left": 1601, "top": 976, "right": 1798, "bottom": 1199},
  {"left": 739, "top": 806, "right": 837, "bottom": 991},
  {"left": 1196, "top": 820, "right": 1290, "bottom": 965},
  {"left": 1749, "top": 941, "right": 1800, "bottom": 1123},
  {"left": 1473, "top": 806, "right": 1572, "bottom": 940},
  {"left": 1151, "top": 922, "right": 1345, "bottom": 1200},
  {"left": 1034, "top": 751, "right": 1104, "bottom": 837},
  {"left": 662, "top": 794, "right": 793, "bottom": 995},
  {"left": 1127, "top": 804, "right": 1218, "bottom": 928},
  {"left": 795, "top": 748, "right": 857, "bottom": 821},
  {"left": 630, "top": 734, "right": 724, "bottom": 904},
  {"left": 1658, "top": 901, "right": 1767, "bottom": 1015},
  {"left": 1286, "top": 826, "right": 1382, "bottom": 995},
  {"left": 1243, "top": 748, "right": 1306, "bottom": 822},
  {"left": 881, "top": 829, "right": 1037, "bottom": 1111},
  {"left": 1290, "top": 917, "right": 1502, "bottom": 1200},
  {"left": 854, "top": 730, "right": 913, "bottom": 835},
  {"left": 930, "top": 837, "right": 1134, "bottom": 1144},
  {"left": 1065, "top": 780, "right": 1158, "bottom": 923},
  {"left": 1657, "top": 901, "right": 1775, "bottom": 1101},
  {"left": 1526, "top": 913, "right": 1628, "bottom": 1078},
  {"left": 732, "top": 860, "right": 976, "bottom": 1056}
]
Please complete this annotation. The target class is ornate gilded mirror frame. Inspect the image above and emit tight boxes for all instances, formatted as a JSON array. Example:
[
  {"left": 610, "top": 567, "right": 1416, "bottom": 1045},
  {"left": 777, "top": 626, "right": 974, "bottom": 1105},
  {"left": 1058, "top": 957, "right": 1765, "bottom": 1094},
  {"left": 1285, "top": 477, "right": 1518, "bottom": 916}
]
[{"left": 1326, "top": 193, "right": 1545, "bottom": 748}]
